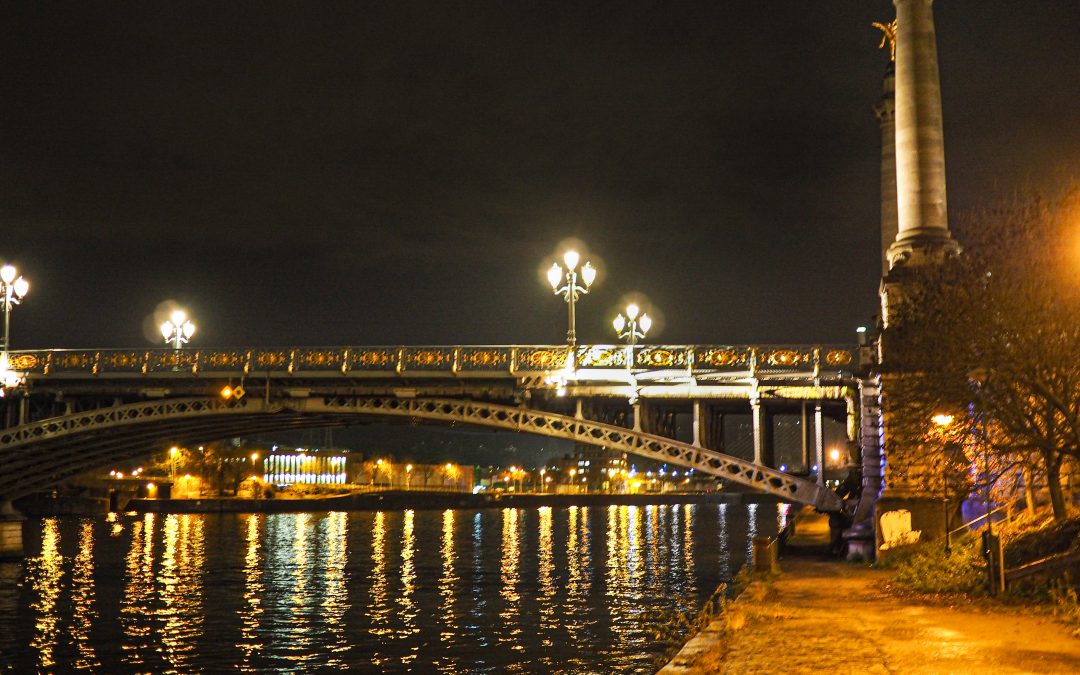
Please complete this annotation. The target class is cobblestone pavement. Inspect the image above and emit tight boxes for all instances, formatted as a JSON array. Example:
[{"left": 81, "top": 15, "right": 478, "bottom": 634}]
[{"left": 711, "top": 559, "right": 1080, "bottom": 674}]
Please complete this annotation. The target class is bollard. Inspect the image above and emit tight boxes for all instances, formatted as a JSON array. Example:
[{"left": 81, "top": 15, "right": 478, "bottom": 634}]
[{"left": 752, "top": 536, "right": 778, "bottom": 576}]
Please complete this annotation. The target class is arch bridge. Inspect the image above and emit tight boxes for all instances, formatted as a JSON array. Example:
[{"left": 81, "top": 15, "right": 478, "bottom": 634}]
[{"left": 0, "top": 343, "right": 860, "bottom": 511}]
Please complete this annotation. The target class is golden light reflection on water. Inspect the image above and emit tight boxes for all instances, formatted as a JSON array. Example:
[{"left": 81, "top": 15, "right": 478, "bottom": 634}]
[
  {"left": 644, "top": 505, "right": 659, "bottom": 587},
  {"left": 122, "top": 513, "right": 155, "bottom": 665},
  {"left": 367, "top": 511, "right": 391, "bottom": 643},
  {"left": 536, "top": 506, "right": 555, "bottom": 644},
  {"left": 71, "top": 520, "right": 99, "bottom": 670},
  {"left": 286, "top": 512, "right": 314, "bottom": 667},
  {"left": 498, "top": 508, "right": 522, "bottom": 652},
  {"left": 398, "top": 509, "right": 419, "bottom": 665},
  {"left": 158, "top": 514, "right": 206, "bottom": 672},
  {"left": 29, "top": 518, "right": 62, "bottom": 669},
  {"left": 604, "top": 505, "right": 648, "bottom": 652},
  {"left": 682, "top": 503, "right": 696, "bottom": 591},
  {"left": 717, "top": 504, "right": 731, "bottom": 579},
  {"left": 438, "top": 509, "right": 458, "bottom": 642},
  {"left": 746, "top": 503, "right": 759, "bottom": 562},
  {"left": 238, "top": 514, "right": 264, "bottom": 671},
  {"left": 10, "top": 504, "right": 769, "bottom": 672},
  {"left": 322, "top": 512, "right": 350, "bottom": 665}
]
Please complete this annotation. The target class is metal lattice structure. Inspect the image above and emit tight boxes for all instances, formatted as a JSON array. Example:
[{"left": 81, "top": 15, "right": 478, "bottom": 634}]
[{"left": 0, "top": 396, "right": 842, "bottom": 510}]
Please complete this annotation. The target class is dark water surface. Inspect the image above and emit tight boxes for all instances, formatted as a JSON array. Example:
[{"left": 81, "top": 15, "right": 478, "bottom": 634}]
[{"left": 0, "top": 503, "right": 786, "bottom": 673}]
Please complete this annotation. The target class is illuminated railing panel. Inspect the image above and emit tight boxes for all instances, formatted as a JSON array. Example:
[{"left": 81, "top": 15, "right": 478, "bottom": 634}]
[{"left": 6, "top": 344, "right": 856, "bottom": 378}]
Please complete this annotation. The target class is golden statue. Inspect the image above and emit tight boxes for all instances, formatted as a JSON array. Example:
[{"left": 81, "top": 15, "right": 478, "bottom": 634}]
[{"left": 872, "top": 19, "right": 897, "bottom": 61}]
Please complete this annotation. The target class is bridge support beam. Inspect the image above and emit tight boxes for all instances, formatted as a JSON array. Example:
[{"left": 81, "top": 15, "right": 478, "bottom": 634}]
[
  {"left": 751, "top": 396, "right": 765, "bottom": 466},
  {"left": 814, "top": 403, "right": 825, "bottom": 486},
  {"left": 0, "top": 500, "right": 25, "bottom": 560}
]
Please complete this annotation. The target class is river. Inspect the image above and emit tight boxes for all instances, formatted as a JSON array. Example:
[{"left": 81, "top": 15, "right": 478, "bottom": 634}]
[{"left": 0, "top": 502, "right": 787, "bottom": 673}]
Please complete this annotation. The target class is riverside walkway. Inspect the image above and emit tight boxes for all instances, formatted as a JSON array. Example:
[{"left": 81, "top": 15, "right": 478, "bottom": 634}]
[{"left": 661, "top": 512, "right": 1080, "bottom": 674}]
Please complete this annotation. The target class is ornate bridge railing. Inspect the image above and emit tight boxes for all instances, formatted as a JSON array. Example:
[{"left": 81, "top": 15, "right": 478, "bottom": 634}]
[{"left": 5, "top": 343, "right": 856, "bottom": 379}]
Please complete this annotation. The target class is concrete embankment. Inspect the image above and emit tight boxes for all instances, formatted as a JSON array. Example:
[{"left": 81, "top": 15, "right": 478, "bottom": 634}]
[{"left": 124, "top": 490, "right": 780, "bottom": 514}]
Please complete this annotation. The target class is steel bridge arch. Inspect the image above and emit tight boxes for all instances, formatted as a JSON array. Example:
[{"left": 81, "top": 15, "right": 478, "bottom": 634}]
[{"left": 0, "top": 396, "right": 842, "bottom": 510}]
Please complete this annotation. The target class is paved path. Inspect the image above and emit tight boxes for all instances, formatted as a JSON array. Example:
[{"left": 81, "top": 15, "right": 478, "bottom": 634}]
[{"left": 695, "top": 559, "right": 1080, "bottom": 674}]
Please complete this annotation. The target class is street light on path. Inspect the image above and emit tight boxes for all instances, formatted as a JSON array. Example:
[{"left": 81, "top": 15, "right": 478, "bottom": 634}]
[
  {"left": 160, "top": 309, "right": 196, "bottom": 349},
  {"left": 932, "top": 413, "right": 955, "bottom": 554},
  {"left": 547, "top": 250, "right": 597, "bottom": 347}
]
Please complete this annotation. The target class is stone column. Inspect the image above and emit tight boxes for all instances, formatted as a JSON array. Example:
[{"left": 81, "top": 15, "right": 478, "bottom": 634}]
[
  {"left": 875, "top": 65, "right": 898, "bottom": 276},
  {"left": 874, "top": 0, "right": 962, "bottom": 560},
  {"left": 887, "top": 0, "right": 959, "bottom": 269},
  {"left": 751, "top": 396, "right": 765, "bottom": 466}
]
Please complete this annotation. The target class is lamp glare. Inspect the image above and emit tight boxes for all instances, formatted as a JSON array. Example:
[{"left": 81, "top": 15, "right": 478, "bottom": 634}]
[
  {"left": 563, "top": 250, "right": 580, "bottom": 271},
  {"left": 580, "top": 261, "right": 596, "bottom": 286},
  {"left": 547, "top": 263, "right": 562, "bottom": 289}
]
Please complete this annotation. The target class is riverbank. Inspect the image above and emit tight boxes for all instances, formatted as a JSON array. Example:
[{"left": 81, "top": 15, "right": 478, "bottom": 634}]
[
  {"left": 120, "top": 489, "right": 780, "bottom": 514},
  {"left": 660, "top": 510, "right": 1080, "bottom": 674}
]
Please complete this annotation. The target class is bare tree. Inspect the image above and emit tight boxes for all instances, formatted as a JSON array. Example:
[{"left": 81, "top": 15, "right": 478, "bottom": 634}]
[{"left": 885, "top": 184, "right": 1080, "bottom": 520}]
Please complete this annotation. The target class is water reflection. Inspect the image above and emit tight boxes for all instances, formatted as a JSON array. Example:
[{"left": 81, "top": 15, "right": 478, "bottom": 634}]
[
  {"left": 398, "top": 509, "right": 419, "bottom": 665},
  {"left": 322, "top": 511, "right": 350, "bottom": 666},
  {"left": 29, "top": 518, "right": 62, "bottom": 669},
  {"left": 717, "top": 504, "right": 731, "bottom": 580},
  {"left": 439, "top": 509, "right": 458, "bottom": 641},
  {"left": 536, "top": 506, "right": 555, "bottom": 645},
  {"left": 158, "top": 514, "right": 206, "bottom": 672},
  {"left": 238, "top": 514, "right": 264, "bottom": 671},
  {"left": 498, "top": 508, "right": 522, "bottom": 655},
  {"left": 746, "top": 503, "right": 759, "bottom": 563},
  {"left": 121, "top": 513, "right": 155, "bottom": 665},
  {"left": 72, "top": 520, "right": 99, "bottom": 670},
  {"left": 9, "top": 502, "right": 778, "bottom": 673}
]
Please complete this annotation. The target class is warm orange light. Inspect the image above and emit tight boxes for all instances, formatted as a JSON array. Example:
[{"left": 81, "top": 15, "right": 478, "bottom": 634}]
[
  {"left": 829, "top": 448, "right": 842, "bottom": 462},
  {"left": 220, "top": 385, "right": 233, "bottom": 399},
  {"left": 932, "top": 413, "right": 955, "bottom": 427}
]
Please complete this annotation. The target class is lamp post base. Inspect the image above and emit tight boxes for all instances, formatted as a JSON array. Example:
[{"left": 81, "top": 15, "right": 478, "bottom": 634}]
[{"left": 874, "top": 493, "right": 959, "bottom": 561}]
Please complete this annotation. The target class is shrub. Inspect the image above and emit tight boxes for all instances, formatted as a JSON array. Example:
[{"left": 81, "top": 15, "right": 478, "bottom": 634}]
[{"left": 886, "top": 538, "right": 986, "bottom": 595}]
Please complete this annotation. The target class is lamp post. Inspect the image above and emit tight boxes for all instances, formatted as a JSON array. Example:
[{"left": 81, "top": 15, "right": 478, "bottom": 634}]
[
  {"left": 932, "top": 413, "right": 955, "bottom": 554},
  {"left": 547, "top": 250, "right": 597, "bottom": 347},
  {"left": 1, "top": 264, "right": 30, "bottom": 385},
  {"left": 160, "top": 309, "right": 196, "bottom": 349},
  {"left": 612, "top": 303, "right": 652, "bottom": 347},
  {"left": 169, "top": 446, "right": 179, "bottom": 481}
]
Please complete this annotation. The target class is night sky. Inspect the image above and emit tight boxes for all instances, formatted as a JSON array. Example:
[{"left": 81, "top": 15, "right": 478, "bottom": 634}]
[{"left": 3, "top": 1, "right": 1078, "bottom": 350}]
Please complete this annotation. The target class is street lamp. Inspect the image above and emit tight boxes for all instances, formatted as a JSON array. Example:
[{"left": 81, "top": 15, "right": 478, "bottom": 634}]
[
  {"left": 405, "top": 463, "right": 413, "bottom": 489},
  {"left": 612, "top": 303, "right": 652, "bottom": 347},
  {"left": 1, "top": 264, "right": 30, "bottom": 387},
  {"left": 932, "top": 413, "right": 955, "bottom": 554},
  {"left": 169, "top": 446, "right": 179, "bottom": 481},
  {"left": 160, "top": 309, "right": 196, "bottom": 349},
  {"left": 547, "top": 250, "right": 597, "bottom": 347}
]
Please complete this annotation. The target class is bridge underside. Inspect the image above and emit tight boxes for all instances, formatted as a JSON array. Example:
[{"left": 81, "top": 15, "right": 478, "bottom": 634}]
[{"left": 0, "top": 396, "right": 842, "bottom": 510}]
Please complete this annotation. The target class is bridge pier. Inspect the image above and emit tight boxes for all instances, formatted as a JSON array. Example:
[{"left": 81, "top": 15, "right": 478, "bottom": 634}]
[{"left": 0, "top": 500, "right": 26, "bottom": 560}]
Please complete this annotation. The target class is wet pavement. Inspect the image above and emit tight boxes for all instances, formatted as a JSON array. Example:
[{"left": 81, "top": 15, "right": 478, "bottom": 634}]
[{"left": 663, "top": 558, "right": 1080, "bottom": 674}]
